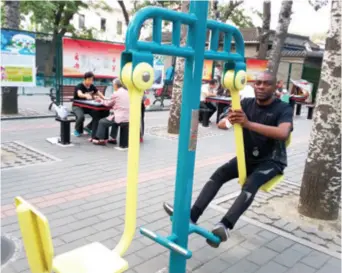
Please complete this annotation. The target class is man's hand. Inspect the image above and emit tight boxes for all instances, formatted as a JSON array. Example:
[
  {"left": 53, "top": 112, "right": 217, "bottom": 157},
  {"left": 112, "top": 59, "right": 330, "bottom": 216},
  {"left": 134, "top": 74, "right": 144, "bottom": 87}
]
[
  {"left": 85, "top": 93, "right": 93, "bottom": 100},
  {"left": 228, "top": 109, "right": 250, "bottom": 128}
]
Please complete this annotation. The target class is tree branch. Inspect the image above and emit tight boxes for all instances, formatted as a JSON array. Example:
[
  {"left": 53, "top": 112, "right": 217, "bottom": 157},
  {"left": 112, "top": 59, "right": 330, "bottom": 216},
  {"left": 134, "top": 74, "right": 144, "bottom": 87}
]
[
  {"left": 117, "top": 0, "right": 130, "bottom": 26},
  {"left": 54, "top": 2, "right": 65, "bottom": 30},
  {"left": 224, "top": 0, "right": 243, "bottom": 19}
]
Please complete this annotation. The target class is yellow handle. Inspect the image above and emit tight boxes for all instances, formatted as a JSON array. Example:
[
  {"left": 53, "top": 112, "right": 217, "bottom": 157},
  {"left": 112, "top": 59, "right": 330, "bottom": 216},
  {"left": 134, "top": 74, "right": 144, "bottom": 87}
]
[
  {"left": 223, "top": 70, "right": 247, "bottom": 186},
  {"left": 114, "top": 62, "right": 154, "bottom": 257},
  {"left": 114, "top": 88, "right": 142, "bottom": 256},
  {"left": 231, "top": 91, "right": 247, "bottom": 185}
]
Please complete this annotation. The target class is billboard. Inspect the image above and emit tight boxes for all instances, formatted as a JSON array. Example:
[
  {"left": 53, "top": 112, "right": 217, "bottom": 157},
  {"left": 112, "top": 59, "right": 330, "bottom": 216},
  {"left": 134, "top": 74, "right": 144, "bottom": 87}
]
[
  {"left": 246, "top": 58, "right": 269, "bottom": 82},
  {"left": 1, "top": 30, "right": 36, "bottom": 86},
  {"left": 203, "top": 60, "right": 213, "bottom": 81},
  {"left": 152, "top": 55, "right": 164, "bottom": 89},
  {"left": 63, "top": 37, "right": 125, "bottom": 78}
]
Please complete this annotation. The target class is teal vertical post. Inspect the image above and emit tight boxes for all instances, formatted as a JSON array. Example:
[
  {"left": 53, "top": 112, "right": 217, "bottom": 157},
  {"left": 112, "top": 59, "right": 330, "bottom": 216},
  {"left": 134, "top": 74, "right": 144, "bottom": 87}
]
[{"left": 169, "top": 1, "right": 209, "bottom": 273}]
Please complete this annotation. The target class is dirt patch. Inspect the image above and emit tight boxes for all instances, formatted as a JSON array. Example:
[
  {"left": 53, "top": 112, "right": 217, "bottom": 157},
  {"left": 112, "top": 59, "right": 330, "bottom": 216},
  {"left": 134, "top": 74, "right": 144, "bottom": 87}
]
[{"left": 269, "top": 194, "right": 341, "bottom": 235}]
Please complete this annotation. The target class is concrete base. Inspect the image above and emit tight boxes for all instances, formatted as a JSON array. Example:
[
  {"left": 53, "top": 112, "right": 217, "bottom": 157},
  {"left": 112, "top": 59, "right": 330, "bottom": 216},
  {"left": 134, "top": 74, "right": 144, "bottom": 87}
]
[{"left": 46, "top": 137, "right": 74, "bottom": 147}]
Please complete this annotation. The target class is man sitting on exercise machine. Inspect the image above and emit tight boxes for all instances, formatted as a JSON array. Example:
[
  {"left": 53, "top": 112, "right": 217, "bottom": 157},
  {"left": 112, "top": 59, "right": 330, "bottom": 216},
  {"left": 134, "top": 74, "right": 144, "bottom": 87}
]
[{"left": 163, "top": 71, "right": 293, "bottom": 247}]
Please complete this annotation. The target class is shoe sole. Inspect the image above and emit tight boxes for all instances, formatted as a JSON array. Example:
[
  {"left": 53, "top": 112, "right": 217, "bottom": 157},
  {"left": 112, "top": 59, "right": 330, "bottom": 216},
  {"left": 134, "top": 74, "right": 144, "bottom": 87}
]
[{"left": 206, "top": 227, "right": 228, "bottom": 248}]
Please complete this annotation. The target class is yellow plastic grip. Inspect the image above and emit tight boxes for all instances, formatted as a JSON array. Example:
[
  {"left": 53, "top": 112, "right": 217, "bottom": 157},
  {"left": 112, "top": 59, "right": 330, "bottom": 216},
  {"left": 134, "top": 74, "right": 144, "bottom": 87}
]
[
  {"left": 223, "top": 70, "right": 247, "bottom": 186},
  {"left": 114, "top": 62, "right": 154, "bottom": 257}
]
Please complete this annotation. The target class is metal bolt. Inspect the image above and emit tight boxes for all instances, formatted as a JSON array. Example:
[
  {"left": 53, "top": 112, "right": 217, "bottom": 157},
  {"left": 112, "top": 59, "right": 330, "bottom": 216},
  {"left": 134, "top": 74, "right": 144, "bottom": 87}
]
[{"left": 142, "top": 72, "right": 150, "bottom": 82}]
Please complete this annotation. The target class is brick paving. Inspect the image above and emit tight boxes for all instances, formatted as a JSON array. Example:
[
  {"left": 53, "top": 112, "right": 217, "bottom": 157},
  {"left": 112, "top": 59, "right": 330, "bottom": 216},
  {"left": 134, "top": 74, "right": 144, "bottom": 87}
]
[{"left": 1, "top": 112, "right": 341, "bottom": 273}]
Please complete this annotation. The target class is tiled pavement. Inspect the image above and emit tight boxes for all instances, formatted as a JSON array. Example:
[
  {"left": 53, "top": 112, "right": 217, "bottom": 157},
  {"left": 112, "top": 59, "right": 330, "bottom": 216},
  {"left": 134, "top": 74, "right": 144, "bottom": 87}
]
[{"left": 1, "top": 111, "right": 341, "bottom": 273}]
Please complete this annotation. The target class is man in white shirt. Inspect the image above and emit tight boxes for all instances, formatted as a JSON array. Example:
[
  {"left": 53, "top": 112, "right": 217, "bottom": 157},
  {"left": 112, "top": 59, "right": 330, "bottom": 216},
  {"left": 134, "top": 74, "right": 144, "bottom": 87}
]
[{"left": 199, "top": 79, "right": 218, "bottom": 123}]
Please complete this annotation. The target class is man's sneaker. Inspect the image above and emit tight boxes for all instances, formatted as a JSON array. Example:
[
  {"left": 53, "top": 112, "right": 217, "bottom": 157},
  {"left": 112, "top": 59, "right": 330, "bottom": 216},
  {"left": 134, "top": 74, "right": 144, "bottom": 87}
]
[
  {"left": 115, "top": 146, "right": 128, "bottom": 151},
  {"left": 84, "top": 128, "right": 92, "bottom": 135},
  {"left": 206, "top": 223, "right": 230, "bottom": 248},
  {"left": 162, "top": 202, "right": 196, "bottom": 224},
  {"left": 73, "top": 130, "right": 81, "bottom": 137}
]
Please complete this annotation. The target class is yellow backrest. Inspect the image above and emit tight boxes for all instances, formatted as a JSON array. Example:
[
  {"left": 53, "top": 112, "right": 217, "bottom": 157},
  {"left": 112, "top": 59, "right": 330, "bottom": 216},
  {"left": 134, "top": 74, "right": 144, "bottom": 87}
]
[{"left": 15, "top": 197, "right": 54, "bottom": 273}]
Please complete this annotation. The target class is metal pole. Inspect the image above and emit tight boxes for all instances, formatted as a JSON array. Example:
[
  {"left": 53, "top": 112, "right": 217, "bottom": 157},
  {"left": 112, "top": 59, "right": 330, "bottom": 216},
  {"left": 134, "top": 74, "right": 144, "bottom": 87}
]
[{"left": 169, "top": 1, "right": 209, "bottom": 273}]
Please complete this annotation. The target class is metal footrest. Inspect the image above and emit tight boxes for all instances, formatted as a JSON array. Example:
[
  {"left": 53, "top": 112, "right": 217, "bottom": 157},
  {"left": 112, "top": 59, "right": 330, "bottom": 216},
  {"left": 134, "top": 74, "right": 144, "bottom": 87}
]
[
  {"left": 188, "top": 223, "right": 221, "bottom": 245},
  {"left": 140, "top": 227, "right": 192, "bottom": 259}
]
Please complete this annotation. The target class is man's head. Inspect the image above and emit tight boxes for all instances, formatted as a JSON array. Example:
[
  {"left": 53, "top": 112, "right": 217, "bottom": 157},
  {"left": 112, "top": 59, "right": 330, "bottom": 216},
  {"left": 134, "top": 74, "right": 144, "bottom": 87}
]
[
  {"left": 208, "top": 79, "right": 217, "bottom": 90},
  {"left": 253, "top": 71, "right": 277, "bottom": 102},
  {"left": 84, "top": 72, "right": 94, "bottom": 87},
  {"left": 113, "top": 78, "right": 123, "bottom": 91},
  {"left": 277, "top": 80, "right": 283, "bottom": 88}
]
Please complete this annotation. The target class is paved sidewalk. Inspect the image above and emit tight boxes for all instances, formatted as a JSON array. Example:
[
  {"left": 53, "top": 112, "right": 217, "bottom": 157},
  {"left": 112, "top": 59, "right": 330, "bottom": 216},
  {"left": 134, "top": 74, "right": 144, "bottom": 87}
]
[{"left": 1, "top": 112, "right": 341, "bottom": 273}]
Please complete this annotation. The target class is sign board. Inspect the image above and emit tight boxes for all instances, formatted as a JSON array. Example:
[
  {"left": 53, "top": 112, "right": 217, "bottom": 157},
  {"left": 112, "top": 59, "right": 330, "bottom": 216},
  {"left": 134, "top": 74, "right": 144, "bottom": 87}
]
[
  {"left": 246, "top": 58, "right": 269, "bottom": 82},
  {"left": 62, "top": 37, "right": 125, "bottom": 78},
  {"left": 203, "top": 60, "right": 213, "bottom": 81},
  {"left": 152, "top": 56, "right": 164, "bottom": 89},
  {"left": 1, "top": 30, "right": 36, "bottom": 86}
]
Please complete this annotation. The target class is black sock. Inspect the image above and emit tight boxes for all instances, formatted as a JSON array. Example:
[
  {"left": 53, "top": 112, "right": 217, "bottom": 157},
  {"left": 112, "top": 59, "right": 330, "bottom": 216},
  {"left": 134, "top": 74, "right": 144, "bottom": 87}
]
[{"left": 220, "top": 218, "right": 232, "bottom": 229}]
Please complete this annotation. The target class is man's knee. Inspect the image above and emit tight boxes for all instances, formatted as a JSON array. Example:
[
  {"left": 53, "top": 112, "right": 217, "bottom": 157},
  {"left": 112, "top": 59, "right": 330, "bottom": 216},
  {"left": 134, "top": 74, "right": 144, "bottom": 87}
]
[
  {"left": 99, "top": 118, "right": 107, "bottom": 125},
  {"left": 76, "top": 114, "right": 85, "bottom": 123}
]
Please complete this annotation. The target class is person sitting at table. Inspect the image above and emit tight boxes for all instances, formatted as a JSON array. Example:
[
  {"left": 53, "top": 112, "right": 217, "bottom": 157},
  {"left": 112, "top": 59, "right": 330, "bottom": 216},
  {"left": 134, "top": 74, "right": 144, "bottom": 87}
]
[
  {"left": 141, "top": 94, "right": 147, "bottom": 143},
  {"left": 72, "top": 71, "right": 105, "bottom": 137},
  {"left": 199, "top": 79, "right": 218, "bottom": 123},
  {"left": 92, "top": 79, "right": 129, "bottom": 145},
  {"left": 214, "top": 75, "right": 225, "bottom": 96}
]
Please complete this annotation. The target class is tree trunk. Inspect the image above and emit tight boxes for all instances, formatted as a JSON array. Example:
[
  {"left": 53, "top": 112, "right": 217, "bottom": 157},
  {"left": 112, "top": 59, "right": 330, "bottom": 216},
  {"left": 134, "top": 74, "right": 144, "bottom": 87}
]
[
  {"left": 267, "top": 0, "right": 293, "bottom": 75},
  {"left": 258, "top": 0, "right": 271, "bottom": 59},
  {"left": 44, "top": 34, "right": 57, "bottom": 77},
  {"left": 1, "top": 0, "right": 20, "bottom": 115},
  {"left": 298, "top": 0, "right": 341, "bottom": 220},
  {"left": 167, "top": 0, "right": 189, "bottom": 134}
]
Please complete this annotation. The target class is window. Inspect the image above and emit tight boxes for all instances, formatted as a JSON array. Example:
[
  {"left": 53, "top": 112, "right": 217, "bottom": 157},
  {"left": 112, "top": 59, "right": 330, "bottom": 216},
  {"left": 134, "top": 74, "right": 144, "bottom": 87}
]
[
  {"left": 117, "top": 21, "right": 122, "bottom": 35},
  {"left": 79, "top": 14, "right": 85, "bottom": 29},
  {"left": 101, "top": 18, "right": 106, "bottom": 31}
]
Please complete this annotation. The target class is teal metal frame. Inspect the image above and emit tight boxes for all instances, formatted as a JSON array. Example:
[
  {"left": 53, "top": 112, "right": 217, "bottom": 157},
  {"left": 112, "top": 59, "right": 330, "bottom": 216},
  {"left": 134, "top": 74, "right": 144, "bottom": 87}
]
[{"left": 120, "top": 2, "right": 245, "bottom": 273}]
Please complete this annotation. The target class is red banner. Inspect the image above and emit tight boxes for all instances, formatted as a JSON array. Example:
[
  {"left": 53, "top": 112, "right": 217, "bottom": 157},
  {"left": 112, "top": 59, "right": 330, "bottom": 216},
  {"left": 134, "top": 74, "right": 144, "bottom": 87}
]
[
  {"left": 63, "top": 38, "right": 125, "bottom": 78},
  {"left": 246, "top": 58, "right": 269, "bottom": 82}
]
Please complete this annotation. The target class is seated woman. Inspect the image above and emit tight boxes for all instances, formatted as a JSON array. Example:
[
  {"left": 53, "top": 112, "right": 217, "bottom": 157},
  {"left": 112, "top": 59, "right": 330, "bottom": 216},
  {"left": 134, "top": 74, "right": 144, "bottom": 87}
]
[{"left": 92, "top": 79, "right": 129, "bottom": 145}]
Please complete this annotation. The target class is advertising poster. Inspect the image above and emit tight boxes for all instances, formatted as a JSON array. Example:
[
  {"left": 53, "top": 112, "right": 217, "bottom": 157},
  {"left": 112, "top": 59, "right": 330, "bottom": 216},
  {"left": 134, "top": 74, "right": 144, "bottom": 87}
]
[
  {"left": 246, "top": 58, "right": 269, "bottom": 82},
  {"left": 63, "top": 37, "right": 125, "bottom": 78},
  {"left": 152, "top": 55, "right": 164, "bottom": 89},
  {"left": 203, "top": 60, "right": 213, "bottom": 81},
  {"left": 1, "top": 30, "right": 36, "bottom": 86}
]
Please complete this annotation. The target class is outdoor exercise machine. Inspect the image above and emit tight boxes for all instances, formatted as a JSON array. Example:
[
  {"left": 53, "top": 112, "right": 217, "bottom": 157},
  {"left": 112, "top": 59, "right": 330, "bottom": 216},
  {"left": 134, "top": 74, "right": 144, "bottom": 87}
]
[{"left": 13, "top": 2, "right": 289, "bottom": 273}]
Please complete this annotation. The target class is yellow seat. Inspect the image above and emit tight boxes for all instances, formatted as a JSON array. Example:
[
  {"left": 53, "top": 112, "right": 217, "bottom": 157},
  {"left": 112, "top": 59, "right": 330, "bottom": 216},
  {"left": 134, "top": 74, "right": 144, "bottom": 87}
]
[
  {"left": 239, "top": 134, "right": 292, "bottom": 192},
  {"left": 15, "top": 196, "right": 129, "bottom": 273}
]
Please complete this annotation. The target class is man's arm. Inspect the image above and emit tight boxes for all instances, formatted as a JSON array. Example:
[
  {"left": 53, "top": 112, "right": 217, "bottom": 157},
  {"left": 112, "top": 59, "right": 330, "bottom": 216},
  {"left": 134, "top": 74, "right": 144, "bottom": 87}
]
[
  {"left": 228, "top": 106, "right": 293, "bottom": 141},
  {"left": 77, "top": 90, "right": 92, "bottom": 99},
  {"left": 244, "top": 121, "right": 291, "bottom": 141},
  {"left": 92, "top": 85, "right": 105, "bottom": 99}
]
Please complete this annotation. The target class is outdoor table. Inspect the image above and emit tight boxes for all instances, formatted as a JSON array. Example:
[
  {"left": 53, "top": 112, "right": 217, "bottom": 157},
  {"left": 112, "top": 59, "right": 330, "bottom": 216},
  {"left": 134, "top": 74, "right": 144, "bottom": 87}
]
[
  {"left": 72, "top": 100, "right": 111, "bottom": 138},
  {"left": 205, "top": 96, "right": 232, "bottom": 123},
  {"left": 289, "top": 95, "right": 307, "bottom": 116},
  {"left": 73, "top": 99, "right": 112, "bottom": 111}
]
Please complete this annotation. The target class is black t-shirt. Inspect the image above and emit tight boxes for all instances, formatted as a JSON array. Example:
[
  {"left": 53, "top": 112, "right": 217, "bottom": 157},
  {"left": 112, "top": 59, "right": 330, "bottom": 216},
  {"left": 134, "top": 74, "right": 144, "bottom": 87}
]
[
  {"left": 74, "top": 83, "right": 98, "bottom": 100},
  {"left": 229, "top": 98, "right": 293, "bottom": 170}
]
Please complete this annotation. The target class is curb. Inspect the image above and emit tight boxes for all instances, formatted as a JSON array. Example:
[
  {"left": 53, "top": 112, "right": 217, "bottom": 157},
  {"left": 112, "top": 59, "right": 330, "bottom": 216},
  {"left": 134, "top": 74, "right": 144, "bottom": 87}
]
[{"left": 1, "top": 108, "right": 170, "bottom": 121}]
